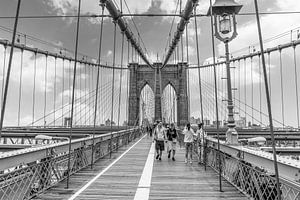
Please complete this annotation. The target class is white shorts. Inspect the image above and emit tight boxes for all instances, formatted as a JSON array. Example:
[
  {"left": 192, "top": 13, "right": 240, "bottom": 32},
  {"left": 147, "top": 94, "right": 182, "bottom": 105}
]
[{"left": 168, "top": 141, "right": 176, "bottom": 151}]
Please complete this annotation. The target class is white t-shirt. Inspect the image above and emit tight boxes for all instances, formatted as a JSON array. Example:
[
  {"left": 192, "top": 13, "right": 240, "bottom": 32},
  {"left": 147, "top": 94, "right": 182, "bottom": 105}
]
[
  {"left": 155, "top": 127, "right": 165, "bottom": 141},
  {"left": 183, "top": 128, "right": 196, "bottom": 143},
  {"left": 196, "top": 128, "right": 206, "bottom": 143}
]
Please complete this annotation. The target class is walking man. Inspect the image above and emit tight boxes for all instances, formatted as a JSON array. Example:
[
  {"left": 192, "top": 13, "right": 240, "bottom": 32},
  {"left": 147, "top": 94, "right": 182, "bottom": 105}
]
[
  {"left": 167, "top": 123, "right": 178, "bottom": 161},
  {"left": 154, "top": 122, "right": 166, "bottom": 161}
]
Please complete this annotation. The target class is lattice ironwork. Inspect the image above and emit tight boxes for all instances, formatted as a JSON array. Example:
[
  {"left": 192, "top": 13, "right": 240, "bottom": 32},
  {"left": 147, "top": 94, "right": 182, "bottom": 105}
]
[
  {"left": 205, "top": 145, "right": 300, "bottom": 200},
  {"left": 0, "top": 128, "right": 142, "bottom": 200}
]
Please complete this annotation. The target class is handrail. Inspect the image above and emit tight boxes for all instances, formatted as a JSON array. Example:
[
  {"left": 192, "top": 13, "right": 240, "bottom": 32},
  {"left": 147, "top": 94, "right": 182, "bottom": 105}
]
[
  {"left": 0, "top": 127, "right": 142, "bottom": 200},
  {"left": 0, "top": 128, "right": 138, "bottom": 171},
  {"left": 202, "top": 137, "right": 300, "bottom": 200}
]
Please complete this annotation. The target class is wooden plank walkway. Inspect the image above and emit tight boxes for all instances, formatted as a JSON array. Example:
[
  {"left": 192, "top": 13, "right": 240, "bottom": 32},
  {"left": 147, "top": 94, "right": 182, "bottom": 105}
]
[{"left": 35, "top": 135, "right": 248, "bottom": 200}]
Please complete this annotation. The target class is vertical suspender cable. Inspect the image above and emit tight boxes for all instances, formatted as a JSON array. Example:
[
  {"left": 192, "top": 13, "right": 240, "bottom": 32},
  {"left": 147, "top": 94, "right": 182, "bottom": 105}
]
[
  {"left": 259, "top": 55, "right": 262, "bottom": 124},
  {"left": 243, "top": 58, "right": 246, "bottom": 122},
  {"left": 1, "top": 45, "right": 7, "bottom": 108},
  {"left": 209, "top": 0, "right": 222, "bottom": 191},
  {"left": 84, "top": 64, "right": 87, "bottom": 124},
  {"left": 66, "top": 0, "right": 81, "bottom": 189},
  {"left": 44, "top": 54, "right": 48, "bottom": 126},
  {"left": 78, "top": 62, "right": 81, "bottom": 125},
  {"left": 68, "top": 60, "right": 71, "bottom": 118},
  {"left": 186, "top": 23, "right": 190, "bottom": 120},
  {"left": 110, "top": 22, "right": 117, "bottom": 158},
  {"left": 117, "top": 33, "right": 124, "bottom": 127},
  {"left": 91, "top": 4, "right": 105, "bottom": 168},
  {"left": 0, "top": 0, "right": 22, "bottom": 137},
  {"left": 194, "top": 7, "right": 204, "bottom": 125},
  {"left": 293, "top": 45, "right": 300, "bottom": 128},
  {"left": 62, "top": 58, "right": 65, "bottom": 126},
  {"left": 126, "top": 39, "right": 130, "bottom": 128},
  {"left": 54, "top": 56, "right": 57, "bottom": 126},
  {"left": 17, "top": 48, "right": 23, "bottom": 126},
  {"left": 279, "top": 49, "right": 285, "bottom": 127},
  {"left": 238, "top": 60, "right": 241, "bottom": 118},
  {"left": 90, "top": 64, "right": 93, "bottom": 125},
  {"left": 253, "top": 0, "right": 281, "bottom": 198},
  {"left": 181, "top": 34, "right": 184, "bottom": 62},
  {"left": 32, "top": 51, "right": 37, "bottom": 125},
  {"left": 268, "top": 52, "right": 271, "bottom": 97},
  {"left": 251, "top": 57, "right": 254, "bottom": 125}
]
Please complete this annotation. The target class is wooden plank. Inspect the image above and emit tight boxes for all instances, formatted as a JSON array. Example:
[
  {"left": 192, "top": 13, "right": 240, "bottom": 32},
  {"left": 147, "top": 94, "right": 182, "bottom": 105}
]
[{"left": 35, "top": 137, "right": 248, "bottom": 200}]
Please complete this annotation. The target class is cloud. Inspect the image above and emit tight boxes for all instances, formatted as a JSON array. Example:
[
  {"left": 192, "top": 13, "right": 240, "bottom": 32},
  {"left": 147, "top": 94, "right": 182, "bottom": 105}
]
[
  {"left": 219, "top": 0, "right": 300, "bottom": 56},
  {"left": 106, "top": 50, "right": 112, "bottom": 57},
  {"left": 46, "top": 0, "right": 152, "bottom": 17}
]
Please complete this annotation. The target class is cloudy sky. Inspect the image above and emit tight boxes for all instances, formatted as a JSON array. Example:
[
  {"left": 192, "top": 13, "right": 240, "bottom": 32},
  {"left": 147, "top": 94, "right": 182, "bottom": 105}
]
[{"left": 0, "top": 0, "right": 300, "bottom": 127}]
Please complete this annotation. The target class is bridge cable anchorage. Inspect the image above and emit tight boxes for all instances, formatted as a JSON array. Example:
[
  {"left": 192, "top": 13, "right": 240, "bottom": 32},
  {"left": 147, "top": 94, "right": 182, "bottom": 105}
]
[
  {"left": 66, "top": 0, "right": 82, "bottom": 189},
  {"left": 91, "top": 4, "right": 105, "bottom": 169},
  {"left": 253, "top": 0, "right": 281, "bottom": 198},
  {"left": 162, "top": 0, "right": 198, "bottom": 68},
  {"left": 100, "top": 0, "right": 152, "bottom": 68}
]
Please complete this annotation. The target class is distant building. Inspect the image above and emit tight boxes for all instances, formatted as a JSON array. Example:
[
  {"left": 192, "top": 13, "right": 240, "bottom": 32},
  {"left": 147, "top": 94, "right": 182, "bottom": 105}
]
[
  {"left": 105, "top": 119, "right": 115, "bottom": 126},
  {"left": 190, "top": 116, "right": 201, "bottom": 125},
  {"left": 212, "top": 120, "right": 222, "bottom": 127},
  {"left": 236, "top": 117, "right": 246, "bottom": 128},
  {"left": 203, "top": 118, "right": 210, "bottom": 126}
]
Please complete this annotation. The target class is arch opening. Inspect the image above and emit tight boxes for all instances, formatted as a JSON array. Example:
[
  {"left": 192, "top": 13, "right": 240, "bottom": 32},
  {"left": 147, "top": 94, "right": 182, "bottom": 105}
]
[
  {"left": 162, "top": 84, "right": 177, "bottom": 124},
  {"left": 139, "top": 84, "right": 154, "bottom": 126}
]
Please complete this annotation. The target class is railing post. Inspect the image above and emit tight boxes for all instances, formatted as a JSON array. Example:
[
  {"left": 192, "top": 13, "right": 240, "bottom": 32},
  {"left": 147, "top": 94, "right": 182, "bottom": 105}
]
[
  {"left": 116, "top": 132, "right": 119, "bottom": 151},
  {"left": 203, "top": 139, "right": 207, "bottom": 171},
  {"left": 109, "top": 133, "right": 113, "bottom": 158}
]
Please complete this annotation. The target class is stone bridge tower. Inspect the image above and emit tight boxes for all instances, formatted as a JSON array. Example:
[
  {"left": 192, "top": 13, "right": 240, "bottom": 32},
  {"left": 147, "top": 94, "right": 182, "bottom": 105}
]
[{"left": 128, "top": 62, "right": 188, "bottom": 126}]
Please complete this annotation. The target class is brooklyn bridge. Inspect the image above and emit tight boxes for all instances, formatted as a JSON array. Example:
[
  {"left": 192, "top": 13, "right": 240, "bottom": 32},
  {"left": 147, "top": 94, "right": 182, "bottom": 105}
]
[{"left": 0, "top": 0, "right": 300, "bottom": 199}]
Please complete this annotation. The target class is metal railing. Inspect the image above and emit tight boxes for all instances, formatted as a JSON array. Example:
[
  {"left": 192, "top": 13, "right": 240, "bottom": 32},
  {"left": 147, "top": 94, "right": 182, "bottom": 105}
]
[
  {"left": 202, "top": 139, "right": 300, "bottom": 200},
  {"left": 0, "top": 128, "right": 141, "bottom": 200}
]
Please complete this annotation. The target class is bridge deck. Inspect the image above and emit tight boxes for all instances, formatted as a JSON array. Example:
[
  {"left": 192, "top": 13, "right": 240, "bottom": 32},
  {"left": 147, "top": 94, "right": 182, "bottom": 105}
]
[{"left": 35, "top": 136, "right": 247, "bottom": 200}]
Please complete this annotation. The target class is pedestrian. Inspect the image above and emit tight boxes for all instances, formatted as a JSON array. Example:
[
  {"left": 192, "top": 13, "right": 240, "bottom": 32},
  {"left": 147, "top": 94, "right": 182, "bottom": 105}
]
[
  {"left": 153, "top": 122, "right": 166, "bottom": 161},
  {"left": 149, "top": 125, "right": 153, "bottom": 137},
  {"left": 166, "top": 123, "right": 178, "bottom": 161},
  {"left": 183, "top": 122, "right": 196, "bottom": 164},
  {"left": 196, "top": 123, "right": 206, "bottom": 163}
]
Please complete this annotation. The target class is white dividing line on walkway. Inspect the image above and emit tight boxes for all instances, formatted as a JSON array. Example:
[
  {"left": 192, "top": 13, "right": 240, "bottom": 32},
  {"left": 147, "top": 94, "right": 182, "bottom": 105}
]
[
  {"left": 133, "top": 142, "right": 155, "bottom": 200},
  {"left": 68, "top": 134, "right": 146, "bottom": 200}
]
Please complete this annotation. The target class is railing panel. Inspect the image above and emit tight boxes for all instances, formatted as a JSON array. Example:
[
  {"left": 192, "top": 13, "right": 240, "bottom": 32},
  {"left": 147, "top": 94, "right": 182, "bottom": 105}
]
[
  {"left": 0, "top": 128, "right": 141, "bottom": 200},
  {"left": 205, "top": 142, "right": 300, "bottom": 200}
]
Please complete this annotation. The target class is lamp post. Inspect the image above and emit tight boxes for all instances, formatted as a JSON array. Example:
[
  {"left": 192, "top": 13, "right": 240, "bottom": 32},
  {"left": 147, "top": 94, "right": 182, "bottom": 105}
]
[{"left": 208, "top": 0, "right": 242, "bottom": 144}]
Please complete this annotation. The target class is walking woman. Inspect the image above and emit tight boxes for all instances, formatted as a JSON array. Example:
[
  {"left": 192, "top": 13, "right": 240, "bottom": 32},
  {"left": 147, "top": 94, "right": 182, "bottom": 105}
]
[{"left": 183, "top": 122, "right": 197, "bottom": 164}]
